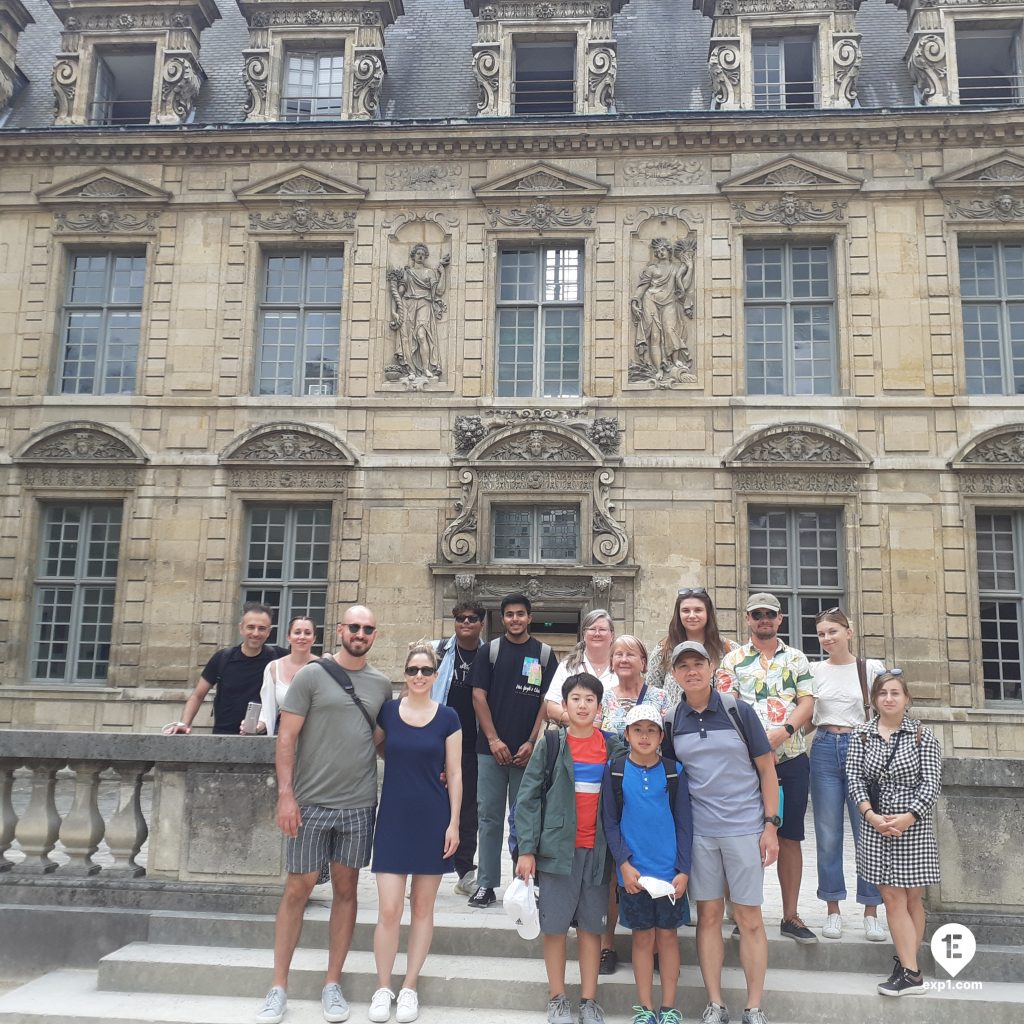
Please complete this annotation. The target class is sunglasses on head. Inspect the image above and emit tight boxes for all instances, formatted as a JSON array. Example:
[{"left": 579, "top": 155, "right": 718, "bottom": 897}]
[
  {"left": 455, "top": 615, "right": 481, "bottom": 624},
  {"left": 344, "top": 623, "right": 376, "bottom": 635},
  {"left": 880, "top": 667, "right": 904, "bottom": 678},
  {"left": 405, "top": 665, "right": 435, "bottom": 676},
  {"left": 749, "top": 609, "right": 778, "bottom": 621},
  {"left": 677, "top": 587, "right": 707, "bottom": 598},
  {"left": 815, "top": 606, "right": 842, "bottom": 621}
]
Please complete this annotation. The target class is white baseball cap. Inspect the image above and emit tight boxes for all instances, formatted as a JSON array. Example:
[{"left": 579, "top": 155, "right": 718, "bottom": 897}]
[
  {"left": 624, "top": 703, "right": 665, "bottom": 730},
  {"left": 503, "top": 876, "right": 540, "bottom": 940}
]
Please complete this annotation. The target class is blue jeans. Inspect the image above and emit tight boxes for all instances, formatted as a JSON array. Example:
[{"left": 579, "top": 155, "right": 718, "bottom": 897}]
[{"left": 809, "top": 731, "right": 881, "bottom": 907}]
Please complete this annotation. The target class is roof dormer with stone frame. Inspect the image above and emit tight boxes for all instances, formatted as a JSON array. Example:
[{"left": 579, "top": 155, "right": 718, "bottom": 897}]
[
  {"left": 465, "top": 1, "right": 628, "bottom": 118},
  {"left": 695, "top": 0, "right": 864, "bottom": 113},
  {"left": 887, "top": 0, "right": 1024, "bottom": 107},
  {"left": 48, "top": 0, "right": 221, "bottom": 127},
  {"left": 0, "top": 0, "right": 32, "bottom": 120},
  {"left": 238, "top": 0, "right": 404, "bottom": 122}
]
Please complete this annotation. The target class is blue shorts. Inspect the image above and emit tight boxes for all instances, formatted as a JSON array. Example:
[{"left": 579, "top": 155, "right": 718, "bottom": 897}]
[
  {"left": 776, "top": 753, "right": 809, "bottom": 842},
  {"left": 618, "top": 886, "right": 687, "bottom": 931}
]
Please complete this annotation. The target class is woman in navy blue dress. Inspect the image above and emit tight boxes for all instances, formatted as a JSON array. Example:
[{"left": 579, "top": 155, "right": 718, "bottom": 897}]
[{"left": 369, "top": 641, "right": 462, "bottom": 1024}]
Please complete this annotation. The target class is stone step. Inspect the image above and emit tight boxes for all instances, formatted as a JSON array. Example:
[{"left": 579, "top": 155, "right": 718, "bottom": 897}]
[{"left": 95, "top": 942, "right": 1024, "bottom": 1024}]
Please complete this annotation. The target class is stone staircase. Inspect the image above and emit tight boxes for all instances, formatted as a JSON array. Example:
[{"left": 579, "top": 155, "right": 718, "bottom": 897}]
[{"left": 0, "top": 901, "right": 1021, "bottom": 1024}]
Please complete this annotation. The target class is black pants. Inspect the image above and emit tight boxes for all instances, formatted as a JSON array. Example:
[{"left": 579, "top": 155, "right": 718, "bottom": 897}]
[{"left": 454, "top": 740, "right": 479, "bottom": 878}]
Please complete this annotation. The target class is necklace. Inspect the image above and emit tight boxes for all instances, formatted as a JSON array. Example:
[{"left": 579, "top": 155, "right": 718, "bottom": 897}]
[{"left": 456, "top": 645, "right": 474, "bottom": 672}]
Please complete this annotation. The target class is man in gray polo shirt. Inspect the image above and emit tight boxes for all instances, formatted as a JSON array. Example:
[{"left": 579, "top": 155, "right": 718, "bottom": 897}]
[
  {"left": 256, "top": 605, "right": 392, "bottom": 1024},
  {"left": 669, "top": 641, "right": 780, "bottom": 1024}
]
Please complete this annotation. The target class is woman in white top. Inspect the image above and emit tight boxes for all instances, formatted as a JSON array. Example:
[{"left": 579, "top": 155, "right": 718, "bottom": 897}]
[
  {"left": 543, "top": 609, "right": 616, "bottom": 725},
  {"left": 810, "top": 607, "right": 886, "bottom": 942},
  {"left": 254, "top": 616, "right": 317, "bottom": 735}
]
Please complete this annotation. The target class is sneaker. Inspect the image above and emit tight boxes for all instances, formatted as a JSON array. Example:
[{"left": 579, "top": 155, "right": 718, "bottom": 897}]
[
  {"left": 468, "top": 885, "right": 496, "bottom": 908},
  {"left": 578, "top": 998, "right": 605, "bottom": 1024},
  {"left": 598, "top": 947, "right": 618, "bottom": 975},
  {"left": 658, "top": 1010, "right": 683, "bottom": 1024},
  {"left": 395, "top": 988, "right": 419, "bottom": 1023},
  {"left": 822, "top": 913, "right": 842, "bottom": 939},
  {"left": 885, "top": 955, "right": 902, "bottom": 986},
  {"left": 630, "top": 1009, "right": 658, "bottom": 1024},
  {"left": 321, "top": 983, "right": 349, "bottom": 1023},
  {"left": 700, "top": 1003, "right": 730, "bottom": 1024},
  {"left": 368, "top": 987, "right": 394, "bottom": 1023},
  {"left": 780, "top": 916, "right": 818, "bottom": 944},
  {"left": 741, "top": 1010, "right": 769, "bottom": 1024},
  {"left": 547, "top": 994, "right": 574, "bottom": 1024},
  {"left": 865, "top": 915, "right": 887, "bottom": 942},
  {"left": 878, "top": 967, "right": 925, "bottom": 997},
  {"left": 453, "top": 870, "right": 477, "bottom": 896},
  {"left": 255, "top": 986, "right": 287, "bottom": 1024}
]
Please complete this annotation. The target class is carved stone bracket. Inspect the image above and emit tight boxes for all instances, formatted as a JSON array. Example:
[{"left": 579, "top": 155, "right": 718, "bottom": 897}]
[
  {"left": 486, "top": 202, "right": 595, "bottom": 231},
  {"left": 832, "top": 34, "right": 861, "bottom": 108},
  {"left": 907, "top": 31, "right": 949, "bottom": 106},
  {"left": 51, "top": 53, "right": 79, "bottom": 124},
  {"left": 944, "top": 193, "right": 1024, "bottom": 222},
  {"left": 592, "top": 469, "right": 628, "bottom": 565},
  {"left": 441, "top": 468, "right": 479, "bottom": 564},
  {"left": 248, "top": 204, "right": 357, "bottom": 235},
  {"left": 55, "top": 206, "right": 157, "bottom": 234},
  {"left": 156, "top": 50, "right": 204, "bottom": 124},
  {"left": 709, "top": 40, "right": 741, "bottom": 111},
  {"left": 352, "top": 49, "right": 384, "bottom": 119},
  {"left": 242, "top": 48, "right": 270, "bottom": 120},
  {"left": 473, "top": 44, "right": 500, "bottom": 116},
  {"left": 453, "top": 411, "right": 621, "bottom": 457},
  {"left": 586, "top": 42, "right": 616, "bottom": 114},
  {"left": 732, "top": 193, "right": 847, "bottom": 227}
]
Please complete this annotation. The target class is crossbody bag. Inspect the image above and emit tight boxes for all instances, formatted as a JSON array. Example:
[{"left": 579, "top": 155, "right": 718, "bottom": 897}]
[{"left": 318, "top": 657, "right": 377, "bottom": 734}]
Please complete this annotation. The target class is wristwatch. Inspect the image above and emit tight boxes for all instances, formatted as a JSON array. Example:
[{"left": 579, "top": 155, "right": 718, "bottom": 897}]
[
  {"left": 783, "top": 723, "right": 795, "bottom": 736},
  {"left": 763, "top": 814, "right": 782, "bottom": 827}
]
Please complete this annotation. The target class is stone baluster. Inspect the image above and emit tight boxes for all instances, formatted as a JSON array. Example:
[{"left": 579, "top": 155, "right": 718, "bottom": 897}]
[
  {"left": 58, "top": 760, "right": 107, "bottom": 875},
  {"left": 0, "top": 759, "right": 19, "bottom": 871},
  {"left": 103, "top": 762, "right": 151, "bottom": 877},
  {"left": 12, "top": 760, "right": 63, "bottom": 873}
]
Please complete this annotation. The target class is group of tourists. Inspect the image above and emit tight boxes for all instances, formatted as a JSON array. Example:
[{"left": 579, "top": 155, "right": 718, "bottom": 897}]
[{"left": 164, "top": 589, "right": 942, "bottom": 1024}]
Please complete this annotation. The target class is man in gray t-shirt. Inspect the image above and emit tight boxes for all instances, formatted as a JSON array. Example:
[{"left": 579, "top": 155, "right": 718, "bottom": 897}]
[{"left": 256, "top": 605, "right": 392, "bottom": 1024}]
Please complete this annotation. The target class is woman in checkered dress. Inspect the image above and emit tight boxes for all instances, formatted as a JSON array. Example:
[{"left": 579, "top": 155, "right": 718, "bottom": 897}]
[{"left": 846, "top": 671, "right": 942, "bottom": 997}]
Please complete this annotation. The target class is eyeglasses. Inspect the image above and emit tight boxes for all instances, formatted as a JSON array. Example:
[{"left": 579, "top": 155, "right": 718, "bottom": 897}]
[
  {"left": 749, "top": 609, "right": 778, "bottom": 621},
  {"left": 815, "top": 607, "right": 842, "bottom": 621},
  {"left": 405, "top": 665, "right": 435, "bottom": 676},
  {"left": 677, "top": 587, "right": 707, "bottom": 598},
  {"left": 585, "top": 627, "right": 612, "bottom": 636},
  {"left": 344, "top": 624, "right": 376, "bottom": 635},
  {"left": 455, "top": 615, "right": 481, "bottom": 624},
  {"left": 880, "top": 667, "right": 904, "bottom": 678}
]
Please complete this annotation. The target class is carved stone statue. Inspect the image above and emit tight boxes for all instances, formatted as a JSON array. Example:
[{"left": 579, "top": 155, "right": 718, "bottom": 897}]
[
  {"left": 629, "top": 236, "right": 695, "bottom": 385},
  {"left": 386, "top": 243, "right": 450, "bottom": 383}
]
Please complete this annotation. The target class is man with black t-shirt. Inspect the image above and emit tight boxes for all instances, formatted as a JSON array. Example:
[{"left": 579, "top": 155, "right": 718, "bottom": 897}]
[
  {"left": 431, "top": 600, "right": 486, "bottom": 896},
  {"left": 164, "top": 602, "right": 286, "bottom": 735},
  {"left": 469, "top": 592, "right": 557, "bottom": 908}
]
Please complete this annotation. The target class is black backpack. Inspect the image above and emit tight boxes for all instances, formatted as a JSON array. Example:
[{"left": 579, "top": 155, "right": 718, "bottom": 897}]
[{"left": 608, "top": 754, "right": 680, "bottom": 822}]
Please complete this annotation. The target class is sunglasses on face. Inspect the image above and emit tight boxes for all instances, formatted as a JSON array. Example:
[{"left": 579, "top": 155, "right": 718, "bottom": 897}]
[
  {"left": 677, "top": 587, "right": 707, "bottom": 598},
  {"left": 749, "top": 609, "right": 778, "bottom": 621},
  {"left": 455, "top": 615, "right": 481, "bottom": 624},
  {"left": 344, "top": 624, "right": 376, "bottom": 635},
  {"left": 405, "top": 665, "right": 435, "bottom": 677}
]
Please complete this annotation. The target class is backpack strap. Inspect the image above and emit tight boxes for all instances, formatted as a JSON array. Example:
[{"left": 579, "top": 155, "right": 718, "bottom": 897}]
[
  {"left": 542, "top": 729, "right": 560, "bottom": 791},
  {"left": 661, "top": 755, "right": 680, "bottom": 809},
  {"left": 540, "top": 642, "right": 552, "bottom": 669},
  {"left": 489, "top": 636, "right": 501, "bottom": 666},
  {"left": 610, "top": 754, "right": 628, "bottom": 819},
  {"left": 915, "top": 724, "right": 923, "bottom": 747},
  {"left": 718, "top": 691, "right": 757, "bottom": 770},
  {"left": 856, "top": 658, "right": 870, "bottom": 716},
  {"left": 610, "top": 754, "right": 679, "bottom": 821}
]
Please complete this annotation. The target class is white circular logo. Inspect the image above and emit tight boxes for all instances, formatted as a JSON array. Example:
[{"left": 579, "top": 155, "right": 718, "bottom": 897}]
[{"left": 931, "top": 922, "right": 977, "bottom": 978}]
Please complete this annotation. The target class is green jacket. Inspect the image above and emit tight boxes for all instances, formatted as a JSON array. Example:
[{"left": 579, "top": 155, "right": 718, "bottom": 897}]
[{"left": 514, "top": 728, "right": 622, "bottom": 883}]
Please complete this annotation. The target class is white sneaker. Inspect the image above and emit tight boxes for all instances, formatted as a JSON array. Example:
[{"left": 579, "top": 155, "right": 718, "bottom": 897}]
[
  {"left": 255, "top": 986, "right": 287, "bottom": 1024},
  {"left": 822, "top": 913, "right": 842, "bottom": 939},
  {"left": 395, "top": 988, "right": 419, "bottom": 1023},
  {"left": 865, "top": 915, "right": 887, "bottom": 942},
  {"left": 453, "top": 870, "right": 477, "bottom": 896},
  {"left": 368, "top": 988, "right": 395, "bottom": 1023}
]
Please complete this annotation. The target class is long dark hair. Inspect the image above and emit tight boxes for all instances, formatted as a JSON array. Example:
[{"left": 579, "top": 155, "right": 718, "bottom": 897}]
[{"left": 660, "top": 590, "right": 725, "bottom": 670}]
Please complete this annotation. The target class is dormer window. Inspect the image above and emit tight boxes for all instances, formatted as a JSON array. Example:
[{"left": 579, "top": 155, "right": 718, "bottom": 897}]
[
  {"left": 513, "top": 40, "right": 576, "bottom": 115},
  {"left": 752, "top": 34, "right": 817, "bottom": 110},
  {"left": 90, "top": 49, "right": 155, "bottom": 125},
  {"left": 281, "top": 50, "right": 344, "bottom": 122},
  {"left": 956, "top": 25, "right": 1022, "bottom": 105}
]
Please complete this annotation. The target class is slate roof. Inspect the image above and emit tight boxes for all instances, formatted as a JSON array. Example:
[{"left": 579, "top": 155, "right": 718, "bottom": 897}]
[{"left": 1, "top": 0, "right": 919, "bottom": 130}]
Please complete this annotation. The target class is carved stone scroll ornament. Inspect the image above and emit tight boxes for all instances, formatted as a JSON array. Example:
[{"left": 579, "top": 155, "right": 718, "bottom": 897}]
[
  {"left": 385, "top": 243, "right": 450, "bottom": 386},
  {"left": 737, "top": 431, "right": 859, "bottom": 465},
  {"left": 441, "top": 469, "right": 479, "bottom": 564},
  {"left": 832, "top": 35, "right": 861, "bottom": 108},
  {"left": 55, "top": 206, "right": 157, "bottom": 234},
  {"left": 243, "top": 50, "right": 270, "bottom": 119},
  {"left": 628, "top": 235, "right": 696, "bottom": 388},
  {"left": 486, "top": 202, "right": 595, "bottom": 230},
  {"left": 709, "top": 42, "right": 741, "bottom": 110},
  {"left": 473, "top": 46, "right": 499, "bottom": 116},
  {"left": 453, "top": 412, "right": 620, "bottom": 456},
  {"left": 593, "top": 470, "right": 628, "bottom": 566},
  {"left": 229, "top": 431, "right": 347, "bottom": 463},
  {"left": 26, "top": 430, "right": 135, "bottom": 461},
  {"left": 623, "top": 159, "right": 706, "bottom": 186},
  {"left": 945, "top": 193, "right": 1024, "bottom": 222},
  {"left": 488, "top": 429, "right": 590, "bottom": 462},
  {"left": 157, "top": 54, "right": 202, "bottom": 124},
  {"left": 52, "top": 55, "right": 79, "bottom": 124},
  {"left": 734, "top": 471, "right": 858, "bottom": 494},
  {"left": 907, "top": 33, "right": 949, "bottom": 106},
  {"left": 248, "top": 204, "right": 356, "bottom": 235},
  {"left": 587, "top": 45, "right": 616, "bottom": 113},
  {"left": 352, "top": 52, "right": 384, "bottom": 119},
  {"left": 732, "top": 193, "right": 846, "bottom": 226},
  {"left": 384, "top": 164, "right": 463, "bottom": 190},
  {"left": 961, "top": 430, "right": 1024, "bottom": 464}
]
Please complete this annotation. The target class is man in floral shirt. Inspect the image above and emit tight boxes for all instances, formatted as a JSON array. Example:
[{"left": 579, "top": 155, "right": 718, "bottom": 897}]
[{"left": 718, "top": 593, "right": 817, "bottom": 944}]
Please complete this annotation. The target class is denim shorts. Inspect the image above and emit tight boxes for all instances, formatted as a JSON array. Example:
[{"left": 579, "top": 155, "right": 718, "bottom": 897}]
[{"left": 618, "top": 886, "right": 687, "bottom": 931}]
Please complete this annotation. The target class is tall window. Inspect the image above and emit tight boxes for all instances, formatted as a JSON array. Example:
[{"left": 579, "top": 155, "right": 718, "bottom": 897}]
[
  {"left": 90, "top": 50, "right": 155, "bottom": 125},
  {"left": 959, "top": 241, "right": 1024, "bottom": 395},
  {"left": 513, "top": 41, "right": 576, "bottom": 114},
  {"left": 281, "top": 51, "right": 344, "bottom": 121},
  {"left": 257, "top": 252, "right": 343, "bottom": 396},
  {"left": 60, "top": 252, "right": 146, "bottom": 395},
  {"left": 748, "top": 507, "right": 843, "bottom": 655},
  {"left": 752, "top": 35, "right": 816, "bottom": 110},
  {"left": 493, "top": 506, "right": 580, "bottom": 562},
  {"left": 745, "top": 244, "right": 835, "bottom": 395},
  {"left": 976, "top": 511, "right": 1023, "bottom": 703},
  {"left": 496, "top": 246, "right": 582, "bottom": 398},
  {"left": 242, "top": 506, "right": 331, "bottom": 648},
  {"left": 956, "top": 25, "right": 1021, "bottom": 106},
  {"left": 32, "top": 504, "right": 122, "bottom": 683}
]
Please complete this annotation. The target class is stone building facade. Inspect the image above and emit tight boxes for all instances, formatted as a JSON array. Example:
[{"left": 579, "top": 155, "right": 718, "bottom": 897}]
[{"left": 0, "top": 0, "right": 1022, "bottom": 755}]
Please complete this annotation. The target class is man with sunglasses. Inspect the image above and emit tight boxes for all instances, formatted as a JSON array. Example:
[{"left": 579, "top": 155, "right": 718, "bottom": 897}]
[
  {"left": 256, "top": 606, "right": 392, "bottom": 1024},
  {"left": 431, "top": 601, "right": 487, "bottom": 896},
  {"left": 718, "top": 593, "right": 817, "bottom": 946}
]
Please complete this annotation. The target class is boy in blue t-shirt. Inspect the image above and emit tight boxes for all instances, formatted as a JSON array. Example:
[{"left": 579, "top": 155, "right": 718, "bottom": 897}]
[{"left": 601, "top": 704, "right": 693, "bottom": 1024}]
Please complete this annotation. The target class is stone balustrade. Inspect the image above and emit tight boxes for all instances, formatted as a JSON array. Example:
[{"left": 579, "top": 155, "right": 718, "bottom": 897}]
[{"left": 0, "top": 732, "right": 282, "bottom": 886}]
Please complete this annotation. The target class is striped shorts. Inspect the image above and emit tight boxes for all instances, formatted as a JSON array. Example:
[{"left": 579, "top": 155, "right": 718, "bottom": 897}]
[{"left": 286, "top": 804, "right": 375, "bottom": 875}]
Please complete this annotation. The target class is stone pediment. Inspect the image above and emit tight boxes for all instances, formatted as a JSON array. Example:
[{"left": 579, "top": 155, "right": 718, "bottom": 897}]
[
  {"left": 720, "top": 157, "right": 862, "bottom": 195},
  {"left": 933, "top": 151, "right": 1024, "bottom": 191},
  {"left": 15, "top": 423, "right": 147, "bottom": 463},
  {"left": 725, "top": 424, "right": 870, "bottom": 469},
  {"left": 468, "top": 424, "right": 605, "bottom": 465},
  {"left": 473, "top": 162, "right": 608, "bottom": 201},
  {"left": 235, "top": 167, "right": 367, "bottom": 204},
  {"left": 36, "top": 170, "right": 171, "bottom": 206},
  {"left": 221, "top": 423, "right": 357, "bottom": 466},
  {"left": 951, "top": 426, "right": 1024, "bottom": 468}
]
